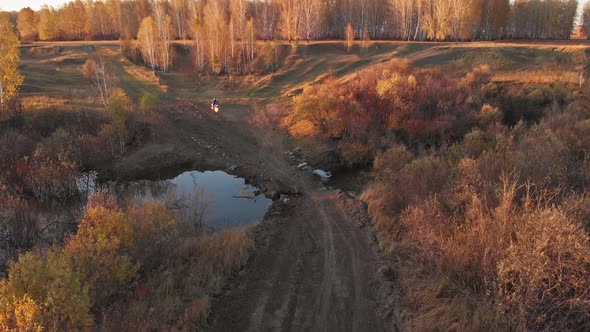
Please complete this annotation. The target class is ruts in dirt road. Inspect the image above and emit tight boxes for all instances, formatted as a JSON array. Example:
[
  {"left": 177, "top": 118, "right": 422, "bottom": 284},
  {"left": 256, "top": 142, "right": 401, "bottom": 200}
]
[{"left": 207, "top": 191, "right": 383, "bottom": 332}]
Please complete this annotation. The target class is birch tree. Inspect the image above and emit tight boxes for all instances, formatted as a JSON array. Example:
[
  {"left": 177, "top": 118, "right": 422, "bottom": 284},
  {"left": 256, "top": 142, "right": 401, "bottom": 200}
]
[
  {"left": 83, "top": 54, "right": 116, "bottom": 109},
  {"left": 278, "top": 0, "right": 300, "bottom": 42},
  {"left": 300, "top": 0, "right": 323, "bottom": 41},
  {"left": 245, "top": 19, "right": 256, "bottom": 72},
  {"left": 230, "top": 0, "right": 248, "bottom": 72},
  {"left": 256, "top": 0, "right": 277, "bottom": 40},
  {"left": 171, "top": 0, "right": 187, "bottom": 38},
  {"left": 388, "top": 0, "right": 412, "bottom": 40},
  {"left": 138, "top": 16, "right": 158, "bottom": 69},
  {"left": 191, "top": 19, "right": 206, "bottom": 71},
  {"left": 203, "top": 0, "right": 228, "bottom": 73},
  {"left": 37, "top": 6, "right": 59, "bottom": 41},
  {"left": 153, "top": 1, "right": 173, "bottom": 72},
  {"left": 345, "top": 23, "right": 354, "bottom": 51}
]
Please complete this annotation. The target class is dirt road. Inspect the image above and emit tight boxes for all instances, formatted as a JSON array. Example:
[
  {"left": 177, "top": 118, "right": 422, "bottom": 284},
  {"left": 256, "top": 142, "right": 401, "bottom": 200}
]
[{"left": 207, "top": 191, "right": 382, "bottom": 332}]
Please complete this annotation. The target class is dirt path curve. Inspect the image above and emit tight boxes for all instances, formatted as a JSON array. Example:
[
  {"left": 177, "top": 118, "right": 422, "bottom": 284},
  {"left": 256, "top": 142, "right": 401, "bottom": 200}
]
[{"left": 207, "top": 191, "right": 382, "bottom": 332}]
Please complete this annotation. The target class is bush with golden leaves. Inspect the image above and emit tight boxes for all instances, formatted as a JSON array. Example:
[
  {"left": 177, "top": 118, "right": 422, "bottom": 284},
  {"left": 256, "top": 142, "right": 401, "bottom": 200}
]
[
  {"left": 0, "top": 248, "right": 92, "bottom": 331},
  {"left": 64, "top": 202, "right": 139, "bottom": 307}
]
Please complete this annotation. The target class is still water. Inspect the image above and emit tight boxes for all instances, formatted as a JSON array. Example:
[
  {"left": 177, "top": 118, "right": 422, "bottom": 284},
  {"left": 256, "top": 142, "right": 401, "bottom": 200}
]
[{"left": 82, "top": 170, "right": 272, "bottom": 231}]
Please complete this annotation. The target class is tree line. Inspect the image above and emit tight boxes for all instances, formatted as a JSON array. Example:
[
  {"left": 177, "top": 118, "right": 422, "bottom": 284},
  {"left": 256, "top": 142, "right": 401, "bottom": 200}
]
[{"left": 9, "top": 0, "right": 581, "bottom": 43}]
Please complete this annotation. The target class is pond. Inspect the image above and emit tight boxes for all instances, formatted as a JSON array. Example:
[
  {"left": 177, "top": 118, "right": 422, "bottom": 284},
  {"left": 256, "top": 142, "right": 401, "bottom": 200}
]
[{"left": 81, "top": 170, "right": 272, "bottom": 232}]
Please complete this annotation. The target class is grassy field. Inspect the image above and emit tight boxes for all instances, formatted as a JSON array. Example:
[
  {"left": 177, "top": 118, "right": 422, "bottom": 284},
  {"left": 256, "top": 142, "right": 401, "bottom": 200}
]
[{"left": 19, "top": 40, "right": 590, "bottom": 109}]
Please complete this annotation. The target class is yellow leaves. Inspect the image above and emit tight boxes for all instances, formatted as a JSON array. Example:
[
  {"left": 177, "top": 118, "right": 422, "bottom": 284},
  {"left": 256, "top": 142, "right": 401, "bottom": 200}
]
[
  {"left": 407, "top": 75, "right": 417, "bottom": 87},
  {"left": 17, "top": 7, "right": 38, "bottom": 42},
  {"left": 0, "top": 292, "right": 43, "bottom": 332},
  {"left": 0, "top": 193, "right": 190, "bottom": 330},
  {"left": 0, "top": 249, "right": 92, "bottom": 331},
  {"left": 376, "top": 75, "right": 401, "bottom": 98},
  {"left": 37, "top": 8, "right": 59, "bottom": 41},
  {"left": 65, "top": 205, "right": 139, "bottom": 305},
  {"left": 377, "top": 74, "right": 417, "bottom": 99},
  {"left": 0, "top": 15, "right": 23, "bottom": 110}
]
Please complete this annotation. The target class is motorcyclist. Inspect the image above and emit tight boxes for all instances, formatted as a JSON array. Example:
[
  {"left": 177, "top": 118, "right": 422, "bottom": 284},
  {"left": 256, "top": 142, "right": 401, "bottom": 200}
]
[{"left": 211, "top": 98, "right": 219, "bottom": 112}]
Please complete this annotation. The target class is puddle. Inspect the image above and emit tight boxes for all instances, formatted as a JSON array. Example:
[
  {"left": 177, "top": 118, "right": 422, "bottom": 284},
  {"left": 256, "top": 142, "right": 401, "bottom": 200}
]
[{"left": 83, "top": 170, "right": 272, "bottom": 232}]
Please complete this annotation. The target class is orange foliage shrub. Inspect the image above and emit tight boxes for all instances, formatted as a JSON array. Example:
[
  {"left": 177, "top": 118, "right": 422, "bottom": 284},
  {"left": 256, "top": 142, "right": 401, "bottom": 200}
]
[
  {"left": 363, "top": 91, "right": 590, "bottom": 329},
  {"left": 290, "top": 59, "right": 490, "bottom": 168},
  {"left": 64, "top": 199, "right": 139, "bottom": 307},
  {"left": 0, "top": 249, "right": 92, "bottom": 331}
]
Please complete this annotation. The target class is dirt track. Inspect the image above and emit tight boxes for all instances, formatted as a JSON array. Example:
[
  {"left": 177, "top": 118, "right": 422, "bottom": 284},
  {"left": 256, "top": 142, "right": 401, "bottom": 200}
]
[{"left": 207, "top": 192, "right": 382, "bottom": 332}]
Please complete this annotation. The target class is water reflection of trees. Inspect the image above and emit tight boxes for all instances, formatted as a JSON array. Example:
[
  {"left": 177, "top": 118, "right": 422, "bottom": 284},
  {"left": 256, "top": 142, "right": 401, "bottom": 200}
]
[
  {"left": 108, "top": 179, "right": 175, "bottom": 203},
  {"left": 167, "top": 185, "right": 214, "bottom": 234}
]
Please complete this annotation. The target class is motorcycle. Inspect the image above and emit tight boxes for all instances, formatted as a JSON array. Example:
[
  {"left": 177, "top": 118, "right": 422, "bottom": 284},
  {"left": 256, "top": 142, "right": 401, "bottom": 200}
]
[{"left": 211, "top": 103, "right": 219, "bottom": 113}]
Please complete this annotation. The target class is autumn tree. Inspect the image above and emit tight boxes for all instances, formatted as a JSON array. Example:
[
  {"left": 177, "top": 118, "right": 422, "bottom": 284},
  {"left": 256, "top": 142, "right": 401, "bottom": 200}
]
[
  {"left": 0, "top": 15, "right": 23, "bottom": 112},
  {"left": 106, "top": 89, "right": 133, "bottom": 156},
  {"left": 154, "top": 2, "right": 174, "bottom": 72},
  {"left": 138, "top": 16, "right": 158, "bottom": 69},
  {"left": 83, "top": 53, "right": 117, "bottom": 109},
  {"left": 256, "top": 0, "right": 278, "bottom": 40},
  {"left": 584, "top": 2, "right": 590, "bottom": 40},
  {"left": 17, "top": 7, "right": 38, "bottom": 41},
  {"left": 278, "top": 0, "right": 300, "bottom": 42},
  {"left": 58, "top": 0, "right": 86, "bottom": 40},
  {"left": 64, "top": 197, "right": 139, "bottom": 306},
  {"left": 388, "top": 0, "right": 418, "bottom": 40},
  {"left": 84, "top": 0, "right": 119, "bottom": 40},
  {"left": 345, "top": 23, "right": 354, "bottom": 51},
  {"left": 37, "top": 6, "right": 59, "bottom": 41},
  {"left": 479, "top": 0, "right": 510, "bottom": 40},
  {"left": 6, "top": 0, "right": 582, "bottom": 43},
  {"left": 0, "top": 248, "right": 92, "bottom": 330},
  {"left": 203, "top": 0, "right": 229, "bottom": 73},
  {"left": 300, "top": 0, "right": 323, "bottom": 41},
  {"left": 508, "top": 0, "right": 578, "bottom": 39},
  {"left": 245, "top": 19, "right": 256, "bottom": 73},
  {"left": 171, "top": 0, "right": 188, "bottom": 38},
  {"left": 191, "top": 19, "right": 207, "bottom": 72}
]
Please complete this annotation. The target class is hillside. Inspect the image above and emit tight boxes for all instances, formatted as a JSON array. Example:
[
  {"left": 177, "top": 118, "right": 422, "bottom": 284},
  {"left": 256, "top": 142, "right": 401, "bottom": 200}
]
[
  {"left": 19, "top": 41, "right": 590, "bottom": 108},
  {"left": 3, "top": 39, "right": 590, "bottom": 331}
]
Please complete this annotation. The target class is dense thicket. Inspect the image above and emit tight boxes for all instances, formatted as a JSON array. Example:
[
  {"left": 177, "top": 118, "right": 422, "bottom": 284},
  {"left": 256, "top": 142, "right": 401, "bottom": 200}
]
[
  {"left": 10, "top": 0, "right": 579, "bottom": 42},
  {"left": 0, "top": 13, "right": 23, "bottom": 112},
  {"left": 290, "top": 58, "right": 590, "bottom": 330},
  {"left": 0, "top": 193, "right": 252, "bottom": 330},
  {"left": 0, "top": 87, "right": 157, "bottom": 274}
]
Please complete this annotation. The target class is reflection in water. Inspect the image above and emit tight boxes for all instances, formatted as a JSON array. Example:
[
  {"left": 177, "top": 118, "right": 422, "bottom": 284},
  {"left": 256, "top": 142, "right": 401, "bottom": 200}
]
[{"left": 87, "top": 170, "right": 272, "bottom": 232}]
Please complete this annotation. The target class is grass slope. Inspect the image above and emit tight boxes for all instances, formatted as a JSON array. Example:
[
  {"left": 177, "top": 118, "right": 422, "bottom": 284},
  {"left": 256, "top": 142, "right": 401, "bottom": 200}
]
[{"left": 19, "top": 40, "right": 589, "bottom": 109}]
